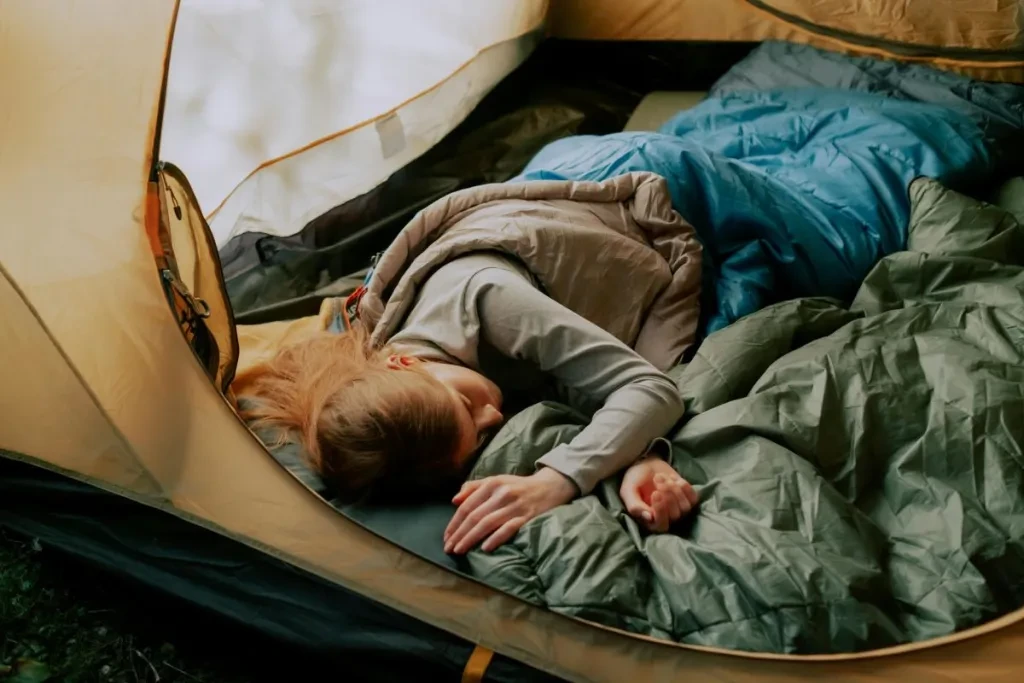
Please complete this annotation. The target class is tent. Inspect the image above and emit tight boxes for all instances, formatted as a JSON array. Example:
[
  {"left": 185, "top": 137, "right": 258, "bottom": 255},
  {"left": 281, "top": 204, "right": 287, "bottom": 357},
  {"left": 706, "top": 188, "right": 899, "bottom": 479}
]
[{"left": 1, "top": 1, "right": 1022, "bottom": 681}]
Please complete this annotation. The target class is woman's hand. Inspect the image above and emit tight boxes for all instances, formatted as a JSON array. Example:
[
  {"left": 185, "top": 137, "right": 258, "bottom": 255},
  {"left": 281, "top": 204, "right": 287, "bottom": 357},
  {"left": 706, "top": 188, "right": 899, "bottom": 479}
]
[
  {"left": 620, "top": 457, "right": 698, "bottom": 533},
  {"left": 444, "top": 468, "right": 577, "bottom": 555}
]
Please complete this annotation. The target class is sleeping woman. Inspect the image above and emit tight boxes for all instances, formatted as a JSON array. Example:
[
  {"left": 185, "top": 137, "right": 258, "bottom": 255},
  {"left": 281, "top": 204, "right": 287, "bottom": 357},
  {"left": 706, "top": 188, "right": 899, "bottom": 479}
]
[{"left": 233, "top": 172, "right": 703, "bottom": 556}]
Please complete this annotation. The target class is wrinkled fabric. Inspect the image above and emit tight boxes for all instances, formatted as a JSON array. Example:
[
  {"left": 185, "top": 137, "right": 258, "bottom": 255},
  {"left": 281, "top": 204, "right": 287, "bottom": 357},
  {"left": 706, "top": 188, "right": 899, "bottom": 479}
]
[
  {"left": 515, "top": 87, "right": 1017, "bottom": 335},
  {"left": 464, "top": 177, "right": 1024, "bottom": 654},
  {"left": 712, "top": 42, "right": 1024, "bottom": 145},
  {"left": 358, "top": 172, "right": 703, "bottom": 372}
]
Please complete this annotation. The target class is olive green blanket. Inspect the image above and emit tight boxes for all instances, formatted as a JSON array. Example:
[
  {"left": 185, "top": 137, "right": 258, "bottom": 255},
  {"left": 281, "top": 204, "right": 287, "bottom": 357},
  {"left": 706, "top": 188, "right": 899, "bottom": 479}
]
[{"left": 464, "top": 177, "right": 1024, "bottom": 654}]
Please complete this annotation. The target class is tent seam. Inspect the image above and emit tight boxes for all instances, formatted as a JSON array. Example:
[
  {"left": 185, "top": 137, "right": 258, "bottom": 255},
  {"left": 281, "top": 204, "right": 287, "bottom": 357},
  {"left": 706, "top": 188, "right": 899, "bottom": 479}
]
[{"left": 0, "top": 259, "right": 166, "bottom": 499}]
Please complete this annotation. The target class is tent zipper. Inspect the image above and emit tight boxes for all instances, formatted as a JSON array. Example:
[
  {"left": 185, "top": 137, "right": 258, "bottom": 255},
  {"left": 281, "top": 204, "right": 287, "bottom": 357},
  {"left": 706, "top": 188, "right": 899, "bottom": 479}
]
[
  {"left": 161, "top": 268, "right": 211, "bottom": 319},
  {"left": 165, "top": 182, "right": 183, "bottom": 220},
  {"left": 742, "top": 0, "right": 1024, "bottom": 63}
]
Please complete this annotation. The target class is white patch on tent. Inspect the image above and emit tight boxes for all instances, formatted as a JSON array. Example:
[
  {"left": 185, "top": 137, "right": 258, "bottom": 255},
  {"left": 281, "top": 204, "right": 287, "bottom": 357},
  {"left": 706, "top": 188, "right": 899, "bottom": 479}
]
[{"left": 375, "top": 113, "right": 407, "bottom": 159}]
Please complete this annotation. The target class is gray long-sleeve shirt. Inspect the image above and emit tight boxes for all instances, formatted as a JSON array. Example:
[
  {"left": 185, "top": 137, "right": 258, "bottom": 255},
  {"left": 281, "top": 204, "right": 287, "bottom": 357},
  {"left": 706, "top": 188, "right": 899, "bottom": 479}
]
[{"left": 387, "top": 252, "right": 685, "bottom": 495}]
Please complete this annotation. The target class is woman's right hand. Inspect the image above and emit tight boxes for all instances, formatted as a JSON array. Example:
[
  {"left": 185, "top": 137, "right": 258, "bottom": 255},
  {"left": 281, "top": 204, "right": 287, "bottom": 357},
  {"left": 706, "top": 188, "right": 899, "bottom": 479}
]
[{"left": 620, "top": 457, "right": 698, "bottom": 533}]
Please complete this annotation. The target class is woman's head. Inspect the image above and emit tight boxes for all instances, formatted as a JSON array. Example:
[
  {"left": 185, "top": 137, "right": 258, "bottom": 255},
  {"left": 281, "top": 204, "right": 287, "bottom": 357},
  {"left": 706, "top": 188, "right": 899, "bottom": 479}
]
[
  {"left": 233, "top": 327, "right": 503, "bottom": 501},
  {"left": 392, "top": 355, "right": 504, "bottom": 466}
]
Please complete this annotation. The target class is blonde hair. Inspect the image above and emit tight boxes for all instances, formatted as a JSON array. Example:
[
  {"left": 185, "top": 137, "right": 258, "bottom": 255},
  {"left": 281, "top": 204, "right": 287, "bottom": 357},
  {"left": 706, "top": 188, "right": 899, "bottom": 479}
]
[{"left": 233, "top": 325, "right": 463, "bottom": 501}]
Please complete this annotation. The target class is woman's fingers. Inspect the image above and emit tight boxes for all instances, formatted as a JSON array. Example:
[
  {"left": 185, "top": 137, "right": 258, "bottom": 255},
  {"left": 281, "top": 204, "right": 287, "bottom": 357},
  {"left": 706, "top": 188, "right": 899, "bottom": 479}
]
[
  {"left": 481, "top": 517, "right": 527, "bottom": 553},
  {"left": 452, "top": 479, "right": 484, "bottom": 506},
  {"left": 451, "top": 508, "right": 514, "bottom": 555},
  {"left": 446, "top": 498, "right": 505, "bottom": 553},
  {"left": 637, "top": 468, "right": 700, "bottom": 536},
  {"left": 654, "top": 475, "right": 682, "bottom": 520},
  {"left": 681, "top": 480, "right": 699, "bottom": 507},
  {"left": 665, "top": 478, "right": 691, "bottom": 519},
  {"left": 664, "top": 477, "right": 698, "bottom": 518},
  {"left": 649, "top": 491, "right": 670, "bottom": 532},
  {"left": 630, "top": 505, "right": 656, "bottom": 525},
  {"left": 620, "top": 478, "right": 656, "bottom": 525},
  {"left": 445, "top": 479, "right": 499, "bottom": 544},
  {"left": 663, "top": 488, "right": 683, "bottom": 521}
]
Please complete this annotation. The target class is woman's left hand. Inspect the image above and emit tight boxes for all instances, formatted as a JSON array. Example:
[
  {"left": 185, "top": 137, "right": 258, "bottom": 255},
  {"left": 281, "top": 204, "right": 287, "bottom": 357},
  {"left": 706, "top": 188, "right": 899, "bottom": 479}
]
[
  {"left": 620, "top": 457, "right": 698, "bottom": 533},
  {"left": 444, "top": 468, "right": 577, "bottom": 555}
]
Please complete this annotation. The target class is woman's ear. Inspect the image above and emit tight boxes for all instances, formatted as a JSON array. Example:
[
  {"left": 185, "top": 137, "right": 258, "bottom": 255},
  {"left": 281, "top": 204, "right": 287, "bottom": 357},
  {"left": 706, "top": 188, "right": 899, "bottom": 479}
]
[{"left": 386, "top": 354, "right": 418, "bottom": 370}]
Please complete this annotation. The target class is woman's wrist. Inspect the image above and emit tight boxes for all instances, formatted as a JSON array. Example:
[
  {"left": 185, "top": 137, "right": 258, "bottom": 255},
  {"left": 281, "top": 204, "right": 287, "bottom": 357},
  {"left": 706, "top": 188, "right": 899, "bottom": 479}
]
[{"left": 533, "top": 465, "right": 579, "bottom": 501}]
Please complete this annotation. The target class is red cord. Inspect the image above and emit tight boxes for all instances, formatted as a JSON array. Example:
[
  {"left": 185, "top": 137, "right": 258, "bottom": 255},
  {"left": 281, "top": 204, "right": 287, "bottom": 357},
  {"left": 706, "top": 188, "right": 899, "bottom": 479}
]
[{"left": 341, "top": 285, "right": 366, "bottom": 332}]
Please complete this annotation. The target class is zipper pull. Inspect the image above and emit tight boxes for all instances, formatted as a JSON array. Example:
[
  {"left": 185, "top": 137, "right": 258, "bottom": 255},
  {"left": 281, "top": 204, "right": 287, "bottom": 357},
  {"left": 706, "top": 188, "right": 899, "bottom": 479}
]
[
  {"left": 165, "top": 182, "right": 183, "bottom": 220},
  {"left": 161, "top": 268, "right": 211, "bottom": 318}
]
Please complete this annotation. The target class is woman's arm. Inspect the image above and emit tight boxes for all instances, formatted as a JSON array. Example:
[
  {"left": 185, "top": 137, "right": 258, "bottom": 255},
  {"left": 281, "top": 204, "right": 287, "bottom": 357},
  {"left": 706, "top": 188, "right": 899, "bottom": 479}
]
[
  {"left": 472, "top": 266, "right": 685, "bottom": 493},
  {"left": 443, "top": 265, "right": 686, "bottom": 553}
]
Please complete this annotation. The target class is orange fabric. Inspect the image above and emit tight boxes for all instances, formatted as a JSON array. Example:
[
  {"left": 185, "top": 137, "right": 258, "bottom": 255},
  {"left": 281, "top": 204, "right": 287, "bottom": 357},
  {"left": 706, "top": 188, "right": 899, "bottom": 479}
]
[
  {"left": 144, "top": 181, "right": 163, "bottom": 259},
  {"left": 742, "top": 0, "right": 1024, "bottom": 73},
  {"left": 751, "top": 0, "right": 1021, "bottom": 52},
  {"left": 461, "top": 645, "right": 494, "bottom": 683},
  {"left": 546, "top": 0, "right": 1024, "bottom": 83}
]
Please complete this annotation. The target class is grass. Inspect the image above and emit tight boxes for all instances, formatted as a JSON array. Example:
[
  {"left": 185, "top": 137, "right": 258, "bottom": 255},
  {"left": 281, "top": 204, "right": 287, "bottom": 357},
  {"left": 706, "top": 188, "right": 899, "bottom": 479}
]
[{"left": 0, "top": 530, "right": 259, "bottom": 683}]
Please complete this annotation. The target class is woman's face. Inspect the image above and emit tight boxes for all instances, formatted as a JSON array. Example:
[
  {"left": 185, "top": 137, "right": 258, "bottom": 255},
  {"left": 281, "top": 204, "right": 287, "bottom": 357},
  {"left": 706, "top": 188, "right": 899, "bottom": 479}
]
[
  {"left": 421, "top": 362, "right": 504, "bottom": 466},
  {"left": 389, "top": 356, "right": 504, "bottom": 466}
]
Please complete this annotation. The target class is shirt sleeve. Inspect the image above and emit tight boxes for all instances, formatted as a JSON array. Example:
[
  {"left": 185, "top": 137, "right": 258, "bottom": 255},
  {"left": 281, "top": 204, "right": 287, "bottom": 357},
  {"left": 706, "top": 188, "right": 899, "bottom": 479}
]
[{"left": 468, "top": 266, "right": 685, "bottom": 495}]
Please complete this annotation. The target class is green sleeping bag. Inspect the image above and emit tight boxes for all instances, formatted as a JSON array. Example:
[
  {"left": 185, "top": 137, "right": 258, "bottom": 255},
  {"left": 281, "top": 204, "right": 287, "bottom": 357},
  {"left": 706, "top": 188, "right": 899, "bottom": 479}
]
[{"left": 464, "top": 176, "right": 1024, "bottom": 654}]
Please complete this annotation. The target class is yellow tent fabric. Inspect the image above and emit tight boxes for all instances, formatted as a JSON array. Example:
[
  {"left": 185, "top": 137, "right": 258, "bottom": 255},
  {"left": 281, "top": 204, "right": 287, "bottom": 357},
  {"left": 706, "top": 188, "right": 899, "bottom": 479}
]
[
  {"left": 2, "top": 2, "right": 1024, "bottom": 682},
  {"left": 549, "top": 0, "right": 1024, "bottom": 82}
]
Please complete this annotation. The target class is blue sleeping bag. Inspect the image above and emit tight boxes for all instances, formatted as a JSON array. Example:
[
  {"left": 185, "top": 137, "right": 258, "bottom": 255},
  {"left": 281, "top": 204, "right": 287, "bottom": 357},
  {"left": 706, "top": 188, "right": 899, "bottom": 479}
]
[{"left": 515, "top": 44, "right": 1024, "bottom": 335}]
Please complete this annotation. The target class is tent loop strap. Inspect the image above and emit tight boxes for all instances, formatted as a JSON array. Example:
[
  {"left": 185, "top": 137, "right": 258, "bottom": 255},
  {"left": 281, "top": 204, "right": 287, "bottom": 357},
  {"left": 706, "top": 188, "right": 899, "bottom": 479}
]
[{"left": 461, "top": 645, "right": 493, "bottom": 683}]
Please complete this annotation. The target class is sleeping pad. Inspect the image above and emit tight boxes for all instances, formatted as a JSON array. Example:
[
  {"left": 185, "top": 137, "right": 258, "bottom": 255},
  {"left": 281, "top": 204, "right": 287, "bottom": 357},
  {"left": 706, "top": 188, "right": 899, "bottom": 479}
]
[
  {"left": 516, "top": 84, "right": 1023, "bottom": 336},
  {"left": 463, "top": 176, "right": 1024, "bottom": 654}
]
